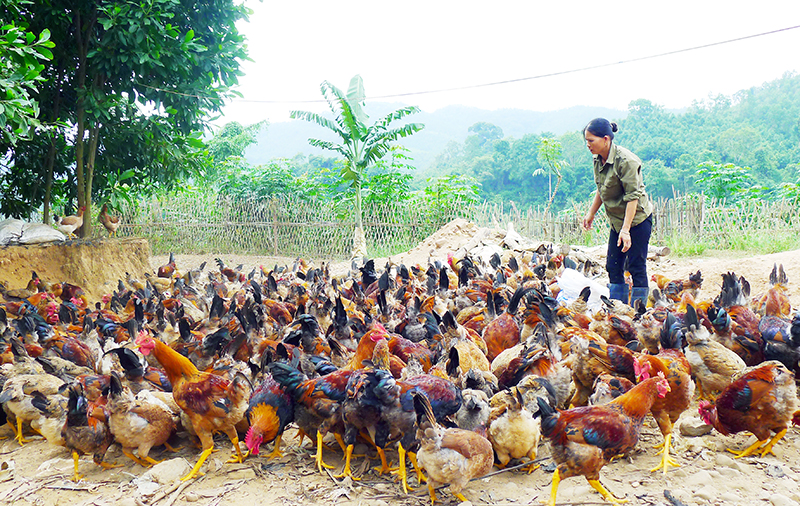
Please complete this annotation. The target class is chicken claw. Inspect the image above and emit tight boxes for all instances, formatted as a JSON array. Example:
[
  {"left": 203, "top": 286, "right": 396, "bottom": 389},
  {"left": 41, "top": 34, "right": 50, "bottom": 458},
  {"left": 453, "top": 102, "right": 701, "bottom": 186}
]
[
  {"left": 14, "top": 418, "right": 33, "bottom": 445},
  {"left": 266, "top": 434, "right": 284, "bottom": 460},
  {"left": 182, "top": 446, "right": 213, "bottom": 481},
  {"left": 122, "top": 448, "right": 151, "bottom": 467},
  {"left": 372, "top": 447, "right": 396, "bottom": 475},
  {"left": 588, "top": 479, "right": 628, "bottom": 504},
  {"left": 163, "top": 442, "right": 183, "bottom": 453},
  {"left": 727, "top": 438, "right": 769, "bottom": 459},
  {"left": 333, "top": 444, "right": 361, "bottom": 480},
  {"left": 756, "top": 428, "right": 788, "bottom": 457},
  {"left": 650, "top": 433, "right": 680, "bottom": 473},
  {"left": 225, "top": 436, "right": 247, "bottom": 464}
]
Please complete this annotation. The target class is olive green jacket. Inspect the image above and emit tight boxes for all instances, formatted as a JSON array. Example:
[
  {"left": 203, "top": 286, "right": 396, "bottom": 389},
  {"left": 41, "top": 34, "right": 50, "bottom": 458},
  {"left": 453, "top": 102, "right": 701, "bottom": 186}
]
[{"left": 593, "top": 143, "right": 653, "bottom": 232}]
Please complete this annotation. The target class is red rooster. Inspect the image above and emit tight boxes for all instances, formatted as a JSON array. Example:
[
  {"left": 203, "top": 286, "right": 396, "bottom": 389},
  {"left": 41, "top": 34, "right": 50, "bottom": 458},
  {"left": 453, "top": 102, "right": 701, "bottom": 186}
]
[
  {"left": 537, "top": 375, "right": 670, "bottom": 506},
  {"left": 699, "top": 362, "right": 800, "bottom": 458},
  {"left": 634, "top": 344, "right": 695, "bottom": 474},
  {"left": 268, "top": 361, "right": 352, "bottom": 473},
  {"left": 135, "top": 331, "right": 251, "bottom": 481}
]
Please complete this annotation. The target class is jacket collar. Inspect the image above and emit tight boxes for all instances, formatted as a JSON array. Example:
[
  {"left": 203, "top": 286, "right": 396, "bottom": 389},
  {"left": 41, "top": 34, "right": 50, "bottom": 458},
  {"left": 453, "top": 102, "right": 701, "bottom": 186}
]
[{"left": 597, "top": 142, "right": 617, "bottom": 171}]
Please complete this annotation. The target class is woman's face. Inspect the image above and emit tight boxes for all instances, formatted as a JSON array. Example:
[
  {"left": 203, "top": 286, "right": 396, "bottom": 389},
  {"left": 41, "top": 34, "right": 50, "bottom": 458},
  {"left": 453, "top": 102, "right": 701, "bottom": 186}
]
[{"left": 584, "top": 131, "right": 609, "bottom": 157}]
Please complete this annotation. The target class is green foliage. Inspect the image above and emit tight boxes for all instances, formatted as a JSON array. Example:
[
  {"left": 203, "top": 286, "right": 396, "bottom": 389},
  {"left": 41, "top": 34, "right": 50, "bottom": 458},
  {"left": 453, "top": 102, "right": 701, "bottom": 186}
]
[
  {"left": 1, "top": 0, "right": 250, "bottom": 230},
  {"left": 291, "top": 75, "right": 424, "bottom": 254},
  {"left": 422, "top": 174, "right": 480, "bottom": 222},
  {"left": 695, "top": 161, "right": 753, "bottom": 200},
  {"left": 0, "top": 19, "right": 54, "bottom": 145},
  {"left": 534, "top": 137, "right": 567, "bottom": 215},
  {"left": 207, "top": 121, "right": 267, "bottom": 165},
  {"left": 426, "top": 73, "right": 800, "bottom": 211}
]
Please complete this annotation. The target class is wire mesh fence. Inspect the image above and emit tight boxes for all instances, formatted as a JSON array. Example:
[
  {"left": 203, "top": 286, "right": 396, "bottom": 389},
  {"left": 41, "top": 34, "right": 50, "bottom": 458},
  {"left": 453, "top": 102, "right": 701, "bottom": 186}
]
[
  {"left": 115, "top": 194, "right": 476, "bottom": 259},
  {"left": 110, "top": 193, "right": 800, "bottom": 258}
]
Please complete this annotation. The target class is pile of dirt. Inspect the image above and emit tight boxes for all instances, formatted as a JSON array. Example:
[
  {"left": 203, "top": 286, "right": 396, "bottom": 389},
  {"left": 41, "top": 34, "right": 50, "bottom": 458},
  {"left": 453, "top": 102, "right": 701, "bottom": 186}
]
[
  {"left": 0, "top": 238, "right": 151, "bottom": 303},
  {"left": 388, "top": 218, "right": 559, "bottom": 268}
]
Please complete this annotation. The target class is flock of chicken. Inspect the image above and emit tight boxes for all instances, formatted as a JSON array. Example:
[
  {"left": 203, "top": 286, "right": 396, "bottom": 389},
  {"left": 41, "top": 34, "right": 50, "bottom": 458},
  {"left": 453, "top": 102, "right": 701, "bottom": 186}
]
[
  {"left": 0, "top": 249, "right": 799, "bottom": 505},
  {"left": 52, "top": 203, "right": 121, "bottom": 239}
]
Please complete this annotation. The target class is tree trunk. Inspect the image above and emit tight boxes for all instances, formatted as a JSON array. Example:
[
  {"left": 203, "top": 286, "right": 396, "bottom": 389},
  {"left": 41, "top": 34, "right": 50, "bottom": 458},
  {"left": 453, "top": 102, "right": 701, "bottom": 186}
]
[
  {"left": 43, "top": 138, "right": 55, "bottom": 224},
  {"left": 80, "top": 124, "right": 100, "bottom": 237},
  {"left": 351, "top": 182, "right": 367, "bottom": 259}
]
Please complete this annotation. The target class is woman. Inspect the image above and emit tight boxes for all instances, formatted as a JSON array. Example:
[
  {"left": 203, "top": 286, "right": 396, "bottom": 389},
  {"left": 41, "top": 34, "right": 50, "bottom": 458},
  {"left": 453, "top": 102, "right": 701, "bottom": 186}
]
[{"left": 581, "top": 118, "right": 653, "bottom": 307}]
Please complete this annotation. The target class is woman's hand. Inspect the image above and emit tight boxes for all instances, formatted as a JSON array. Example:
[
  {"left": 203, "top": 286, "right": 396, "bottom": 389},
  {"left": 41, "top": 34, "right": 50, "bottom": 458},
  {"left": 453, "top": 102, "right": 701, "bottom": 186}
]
[
  {"left": 617, "top": 229, "right": 631, "bottom": 252},
  {"left": 582, "top": 214, "right": 595, "bottom": 232}
]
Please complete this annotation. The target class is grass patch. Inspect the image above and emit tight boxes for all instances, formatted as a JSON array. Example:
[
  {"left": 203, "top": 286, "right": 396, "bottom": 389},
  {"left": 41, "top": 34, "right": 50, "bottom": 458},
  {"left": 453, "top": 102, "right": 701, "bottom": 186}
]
[{"left": 665, "top": 234, "right": 709, "bottom": 257}]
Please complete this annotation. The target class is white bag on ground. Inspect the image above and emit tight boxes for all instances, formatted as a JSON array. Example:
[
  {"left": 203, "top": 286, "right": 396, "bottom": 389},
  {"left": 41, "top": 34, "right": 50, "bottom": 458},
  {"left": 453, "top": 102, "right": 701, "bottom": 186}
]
[
  {"left": 20, "top": 222, "right": 66, "bottom": 244},
  {"left": 556, "top": 268, "right": 609, "bottom": 312},
  {"left": 0, "top": 219, "right": 25, "bottom": 246}
]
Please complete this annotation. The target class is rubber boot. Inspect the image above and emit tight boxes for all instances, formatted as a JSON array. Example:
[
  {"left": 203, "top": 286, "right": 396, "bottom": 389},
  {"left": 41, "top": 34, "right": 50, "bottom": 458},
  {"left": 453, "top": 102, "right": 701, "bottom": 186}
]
[
  {"left": 630, "top": 286, "right": 650, "bottom": 309},
  {"left": 608, "top": 283, "right": 629, "bottom": 305}
]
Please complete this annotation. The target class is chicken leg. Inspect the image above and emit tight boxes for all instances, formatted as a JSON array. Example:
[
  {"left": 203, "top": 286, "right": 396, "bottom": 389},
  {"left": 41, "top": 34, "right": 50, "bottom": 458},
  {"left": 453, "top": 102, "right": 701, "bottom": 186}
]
[
  {"left": 266, "top": 434, "right": 283, "bottom": 460},
  {"left": 15, "top": 418, "right": 33, "bottom": 445},
  {"left": 315, "top": 431, "right": 335, "bottom": 473},
  {"left": 71, "top": 452, "right": 84, "bottom": 482},
  {"left": 587, "top": 478, "right": 628, "bottom": 504},
  {"left": 650, "top": 432, "right": 679, "bottom": 473},
  {"left": 333, "top": 444, "right": 361, "bottom": 480},
  {"left": 182, "top": 445, "right": 213, "bottom": 481},
  {"left": 728, "top": 436, "right": 769, "bottom": 458}
]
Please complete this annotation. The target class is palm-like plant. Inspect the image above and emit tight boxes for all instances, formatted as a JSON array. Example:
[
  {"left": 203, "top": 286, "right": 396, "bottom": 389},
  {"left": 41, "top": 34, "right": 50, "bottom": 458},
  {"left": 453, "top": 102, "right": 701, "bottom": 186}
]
[{"left": 291, "top": 75, "right": 423, "bottom": 258}]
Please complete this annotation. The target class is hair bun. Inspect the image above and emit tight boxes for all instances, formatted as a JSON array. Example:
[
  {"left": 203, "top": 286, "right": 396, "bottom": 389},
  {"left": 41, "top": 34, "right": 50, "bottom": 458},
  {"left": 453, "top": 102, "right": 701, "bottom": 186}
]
[{"left": 610, "top": 122, "right": 618, "bottom": 133}]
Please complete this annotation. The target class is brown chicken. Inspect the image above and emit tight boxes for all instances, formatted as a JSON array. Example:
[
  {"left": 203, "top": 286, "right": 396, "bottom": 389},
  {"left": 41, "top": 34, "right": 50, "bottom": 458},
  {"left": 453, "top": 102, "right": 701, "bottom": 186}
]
[
  {"left": 634, "top": 343, "right": 695, "bottom": 473},
  {"left": 570, "top": 339, "right": 637, "bottom": 407},
  {"left": 0, "top": 277, "right": 40, "bottom": 301},
  {"left": 651, "top": 270, "right": 703, "bottom": 302},
  {"left": 752, "top": 264, "right": 791, "bottom": 318},
  {"left": 98, "top": 203, "right": 122, "bottom": 237},
  {"left": 412, "top": 391, "right": 493, "bottom": 504},
  {"left": 106, "top": 373, "right": 177, "bottom": 466},
  {"left": 487, "top": 387, "right": 540, "bottom": 471},
  {"left": 54, "top": 206, "right": 85, "bottom": 238},
  {"left": 699, "top": 361, "right": 800, "bottom": 458},
  {"left": 157, "top": 252, "right": 178, "bottom": 279},
  {"left": 538, "top": 375, "right": 671, "bottom": 506},
  {"left": 684, "top": 305, "right": 746, "bottom": 399},
  {"left": 62, "top": 384, "right": 116, "bottom": 482},
  {"left": 482, "top": 286, "right": 527, "bottom": 362},
  {"left": 136, "top": 331, "right": 251, "bottom": 481}
]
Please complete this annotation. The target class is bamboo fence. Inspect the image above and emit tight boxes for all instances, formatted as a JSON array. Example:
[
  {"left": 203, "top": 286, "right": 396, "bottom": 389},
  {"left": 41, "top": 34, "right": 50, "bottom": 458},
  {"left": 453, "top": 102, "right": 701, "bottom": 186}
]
[{"left": 110, "top": 193, "right": 800, "bottom": 258}]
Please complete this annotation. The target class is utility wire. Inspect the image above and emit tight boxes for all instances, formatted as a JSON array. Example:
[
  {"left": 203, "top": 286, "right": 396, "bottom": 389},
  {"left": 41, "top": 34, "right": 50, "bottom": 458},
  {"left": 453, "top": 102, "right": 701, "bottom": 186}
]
[
  {"left": 235, "top": 24, "right": 800, "bottom": 104},
  {"left": 137, "top": 25, "right": 799, "bottom": 103}
]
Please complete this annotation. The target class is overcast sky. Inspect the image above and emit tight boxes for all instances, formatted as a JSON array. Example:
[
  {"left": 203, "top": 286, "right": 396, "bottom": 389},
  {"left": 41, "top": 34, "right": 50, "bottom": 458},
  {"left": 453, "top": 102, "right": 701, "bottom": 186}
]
[{"left": 217, "top": 1, "right": 800, "bottom": 127}]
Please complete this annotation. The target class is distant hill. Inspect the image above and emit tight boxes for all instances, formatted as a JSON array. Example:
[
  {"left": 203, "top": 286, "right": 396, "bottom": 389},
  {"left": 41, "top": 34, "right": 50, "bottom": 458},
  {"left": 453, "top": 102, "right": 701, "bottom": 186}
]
[{"left": 244, "top": 103, "right": 627, "bottom": 171}]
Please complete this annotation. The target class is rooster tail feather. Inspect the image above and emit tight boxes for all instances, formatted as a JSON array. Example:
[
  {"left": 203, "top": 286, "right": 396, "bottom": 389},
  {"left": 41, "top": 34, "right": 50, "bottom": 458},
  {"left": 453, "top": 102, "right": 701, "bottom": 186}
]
[
  {"left": 109, "top": 372, "right": 124, "bottom": 398},
  {"left": 536, "top": 396, "right": 559, "bottom": 437},
  {"left": 267, "top": 362, "right": 307, "bottom": 400},
  {"left": 411, "top": 391, "right": 437, "bottom": 429},
  {"left": 507, "top": 286, "right": 529, "bottom": 315}
]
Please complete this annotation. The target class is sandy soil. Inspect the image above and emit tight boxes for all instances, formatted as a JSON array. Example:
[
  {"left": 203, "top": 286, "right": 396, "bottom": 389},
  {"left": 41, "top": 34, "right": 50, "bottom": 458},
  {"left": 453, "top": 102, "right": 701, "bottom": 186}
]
[{"left": 1, "top": 226, "right": 800, "bottom": 506}]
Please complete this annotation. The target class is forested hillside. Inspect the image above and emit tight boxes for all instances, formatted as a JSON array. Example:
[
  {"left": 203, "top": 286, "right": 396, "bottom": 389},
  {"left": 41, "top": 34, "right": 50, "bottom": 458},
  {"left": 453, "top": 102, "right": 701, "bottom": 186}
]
[
  {"left": 431, "top": 72, "right": 800, "bottom": 210},
  {"left": 245, "top": 104, "right": 627, "bottom": 172}
]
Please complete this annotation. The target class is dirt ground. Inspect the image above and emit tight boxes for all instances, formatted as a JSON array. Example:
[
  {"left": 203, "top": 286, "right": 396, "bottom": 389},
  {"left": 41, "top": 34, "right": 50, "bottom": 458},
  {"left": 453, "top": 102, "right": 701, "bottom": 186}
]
[{"left": 1, "top": 232, "right": 800, "bottom": 506}]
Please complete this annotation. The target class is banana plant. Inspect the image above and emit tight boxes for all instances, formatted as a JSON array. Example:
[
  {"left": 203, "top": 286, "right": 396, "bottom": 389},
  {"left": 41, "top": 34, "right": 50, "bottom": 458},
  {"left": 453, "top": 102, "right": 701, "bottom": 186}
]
[{"left": 291, "top": 75, "right": 423, "bottom": 257}]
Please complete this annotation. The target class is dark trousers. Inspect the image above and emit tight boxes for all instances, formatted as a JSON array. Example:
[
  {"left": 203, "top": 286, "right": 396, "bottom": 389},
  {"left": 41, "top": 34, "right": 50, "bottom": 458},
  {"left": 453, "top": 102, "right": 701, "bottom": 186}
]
[{"left": 606, "top": 214, "right": 652, "bottom": 287}]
